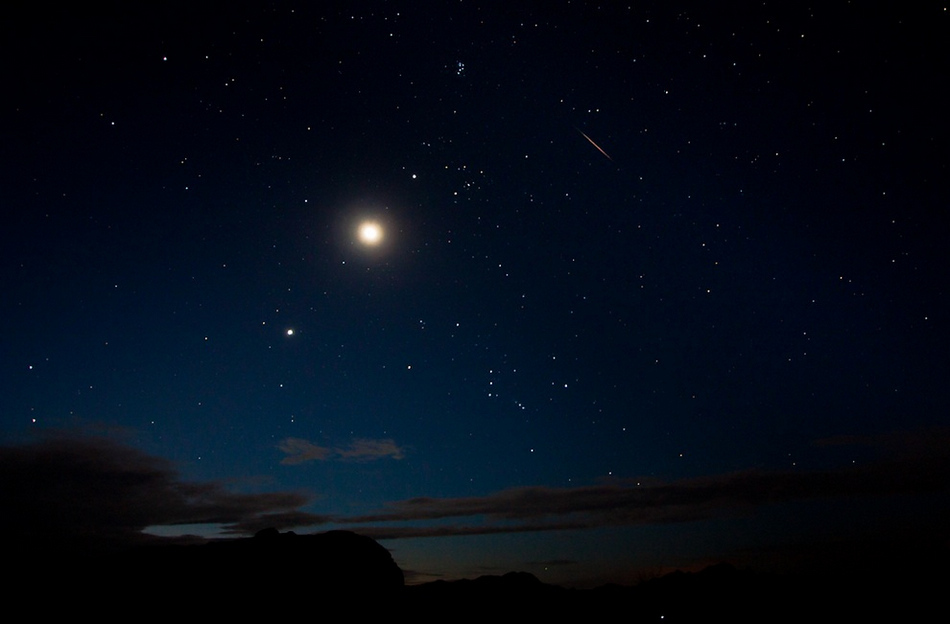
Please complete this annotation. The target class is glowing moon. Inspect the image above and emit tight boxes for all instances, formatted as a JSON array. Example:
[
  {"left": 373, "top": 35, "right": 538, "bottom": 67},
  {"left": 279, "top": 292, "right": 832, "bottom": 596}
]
[{"left": 358, "top": 221, "right": 384, "bottom": 245}]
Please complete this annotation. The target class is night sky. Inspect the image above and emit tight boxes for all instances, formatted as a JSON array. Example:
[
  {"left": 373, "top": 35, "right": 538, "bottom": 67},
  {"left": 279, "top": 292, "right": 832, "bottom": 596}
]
[{"left": 3, "top": 1, "right": 949, "bottom": 588}]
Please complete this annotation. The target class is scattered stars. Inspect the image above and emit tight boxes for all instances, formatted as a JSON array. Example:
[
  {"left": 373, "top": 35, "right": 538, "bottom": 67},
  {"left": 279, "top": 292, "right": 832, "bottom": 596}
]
[{"left": 2, "top": 2, "right": 945, "bottom": 595}]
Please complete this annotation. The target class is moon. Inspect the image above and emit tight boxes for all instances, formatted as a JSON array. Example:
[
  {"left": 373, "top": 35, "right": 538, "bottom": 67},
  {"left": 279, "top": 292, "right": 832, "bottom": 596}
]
[{"left": 358, "top": 221, "right": 384, "bottom": 246}]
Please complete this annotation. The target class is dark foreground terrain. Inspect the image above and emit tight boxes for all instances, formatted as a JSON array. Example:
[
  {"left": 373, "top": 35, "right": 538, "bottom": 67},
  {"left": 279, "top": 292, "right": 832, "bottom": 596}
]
[{"left": 11, "top": 529, "right": 943, "bottom": 621}]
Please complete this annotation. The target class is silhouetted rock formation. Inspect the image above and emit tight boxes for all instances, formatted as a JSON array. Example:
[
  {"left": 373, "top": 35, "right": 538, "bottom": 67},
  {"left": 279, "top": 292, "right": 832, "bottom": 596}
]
[
  {"left": 402, "top": 561, "right": 941, "bottom": 622},
  {"left": 11, "top": 528, "right": 940, "bottom": 621},
  {"left": 132, "top": 529, "right": 403, "bottom": 608},
  {"left": 194, "top": 528, "right": 405, "bottom": 593},
  {"left": 15, "top": 529, "right": 403, "bottom": 617},
  {"left": 404, "top": 570, "right": 579, "bottom": 617}
]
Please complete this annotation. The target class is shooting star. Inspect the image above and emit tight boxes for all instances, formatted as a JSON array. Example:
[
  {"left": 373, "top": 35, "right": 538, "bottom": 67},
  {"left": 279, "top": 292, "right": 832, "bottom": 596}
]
[{"left": 576, "top": 127, "right": 613, "bottom": 161}]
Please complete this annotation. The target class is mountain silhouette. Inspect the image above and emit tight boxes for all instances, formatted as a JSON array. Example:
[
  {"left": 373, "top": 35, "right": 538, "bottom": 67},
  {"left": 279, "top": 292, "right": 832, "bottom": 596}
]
[
  {"left": 401, "top": 560, "right": 939, "bottom": 621},
  {"left": 9, "top": 527, "right": 940, "bottom": 620},
  {"left": 13, "top": 528, "right": 403, "bottom": 617}
]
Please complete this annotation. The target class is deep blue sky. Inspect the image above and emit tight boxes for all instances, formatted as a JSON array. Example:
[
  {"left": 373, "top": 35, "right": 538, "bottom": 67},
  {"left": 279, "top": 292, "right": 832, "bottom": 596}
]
[{"left": 2, "top": 1, "right": 948, "bottom": 587}]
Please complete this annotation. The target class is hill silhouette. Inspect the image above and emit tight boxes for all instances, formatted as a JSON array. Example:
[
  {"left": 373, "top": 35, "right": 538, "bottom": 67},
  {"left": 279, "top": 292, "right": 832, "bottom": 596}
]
[
  {"left": 8, "top": 527, "right": 942, "bottom": 620},
  {"left": 402, "top": 560, "right": 940, "bottom": 621},
  {"left": 12, "top": 528, "right": 404, "bottom": 617}
]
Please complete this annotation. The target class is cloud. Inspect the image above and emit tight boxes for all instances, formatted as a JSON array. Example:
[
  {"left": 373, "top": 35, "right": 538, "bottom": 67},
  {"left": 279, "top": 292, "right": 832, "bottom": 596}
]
[
  {"left": 222, "top": 509, "right": 333, "bottom": 535},
  {"left": 277, "top": 437, "right": 332, "bottom": 464},
  {"left": 346, "top": 521, "right": 590, "bottom": 541},
  {"left": 6, "top": 428, "right": 946, "bottom": 556},
  {"left": 0, "top": 435, "right": 325, "bottom": 550},
  {"left": 339, "top": 438, "right": 406, "bottom": 461},
  {"left": 340, "top": 429, "right": 950, "bottom": 537},
  {"left": 278, "top": 436, "right": 405, "bottom": 465}
]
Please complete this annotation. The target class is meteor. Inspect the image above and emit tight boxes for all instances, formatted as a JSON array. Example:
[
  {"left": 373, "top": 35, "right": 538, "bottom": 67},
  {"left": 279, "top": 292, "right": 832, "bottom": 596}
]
[{"left": 576, "top": 127, "right": 613, "bottom": 161}]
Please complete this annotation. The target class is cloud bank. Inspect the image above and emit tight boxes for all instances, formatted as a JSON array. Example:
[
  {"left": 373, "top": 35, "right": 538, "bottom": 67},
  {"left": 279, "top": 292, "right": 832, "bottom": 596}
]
[
  {"left": 3, "top": 429, "right": 946, "bottom": 551},
  {"left": 0, "top": 435, "right": 325, "bottom": 549},
  {"left": 339, "top": 428, "right": 950, "bottom": 538}
]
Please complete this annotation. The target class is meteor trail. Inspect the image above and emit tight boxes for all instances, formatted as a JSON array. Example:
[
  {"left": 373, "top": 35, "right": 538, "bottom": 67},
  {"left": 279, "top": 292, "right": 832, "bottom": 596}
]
[{"left": 576, "top": 127, "right": 613, "bottom": 161}]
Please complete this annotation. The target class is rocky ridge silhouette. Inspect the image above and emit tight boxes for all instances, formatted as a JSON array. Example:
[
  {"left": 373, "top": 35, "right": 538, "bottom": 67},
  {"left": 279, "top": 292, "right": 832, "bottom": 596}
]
[{"left": 10, "top": 528, "right": 942, "bottom": 621}]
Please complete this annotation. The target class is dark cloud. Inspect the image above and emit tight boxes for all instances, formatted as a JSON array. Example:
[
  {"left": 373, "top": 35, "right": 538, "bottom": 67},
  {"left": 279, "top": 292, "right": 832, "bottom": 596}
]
[
  {"left": 341, "top": 429, "right": 950, "bottom": 536},
  {"left": 0, "top": 435, "right": 323, "bottom": 550},
  {"left": 530, "top": 559, "right": 579, "bottom": 567},
  {"left": 344, "top": 521, "right": 590, "bottom": 541},
  {"left": 223, "top": 509, "right": 334, "bottom": 535},
  {"left": 5, "top": 429, "right": 947, "bottom": 556}
]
